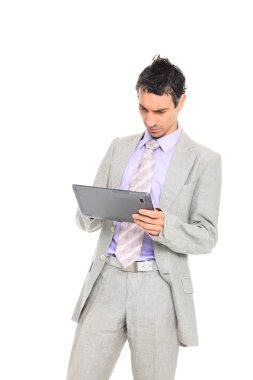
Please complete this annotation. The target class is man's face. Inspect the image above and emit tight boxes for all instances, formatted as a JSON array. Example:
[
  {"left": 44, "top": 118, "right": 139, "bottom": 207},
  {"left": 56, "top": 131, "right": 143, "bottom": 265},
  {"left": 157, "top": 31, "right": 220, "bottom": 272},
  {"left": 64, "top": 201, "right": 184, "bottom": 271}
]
[{"left": 138, "top": 88, "right": 186, "bottom": 138}]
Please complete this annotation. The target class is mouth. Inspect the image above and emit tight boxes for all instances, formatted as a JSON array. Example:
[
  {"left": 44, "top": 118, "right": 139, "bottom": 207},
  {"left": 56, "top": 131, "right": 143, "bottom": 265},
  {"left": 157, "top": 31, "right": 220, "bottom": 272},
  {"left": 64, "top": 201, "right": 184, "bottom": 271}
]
[{"left": 149, "top": 128, "right": 161, "bottom": 133}]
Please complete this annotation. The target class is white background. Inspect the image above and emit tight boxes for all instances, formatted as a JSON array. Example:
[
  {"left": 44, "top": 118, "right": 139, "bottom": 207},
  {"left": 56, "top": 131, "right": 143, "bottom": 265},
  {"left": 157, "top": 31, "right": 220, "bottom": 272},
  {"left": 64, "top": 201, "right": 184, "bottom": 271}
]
[{"left": 0, "top": 0, "right": 252, "bottom": 379}]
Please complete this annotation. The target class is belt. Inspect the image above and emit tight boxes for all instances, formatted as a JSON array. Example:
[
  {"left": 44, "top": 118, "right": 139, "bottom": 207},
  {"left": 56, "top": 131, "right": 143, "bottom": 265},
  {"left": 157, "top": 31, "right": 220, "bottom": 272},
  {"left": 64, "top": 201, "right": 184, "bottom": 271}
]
[{"left": 105, "top": 255, "right": 158, "bottom": 272}]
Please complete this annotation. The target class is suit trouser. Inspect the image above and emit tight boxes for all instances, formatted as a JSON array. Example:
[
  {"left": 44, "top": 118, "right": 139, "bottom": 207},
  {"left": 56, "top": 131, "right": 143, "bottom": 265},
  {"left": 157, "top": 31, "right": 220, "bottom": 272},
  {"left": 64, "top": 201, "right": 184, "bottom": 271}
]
[{"left": 66, "top": 258, "right": 180, "bottom": 380}]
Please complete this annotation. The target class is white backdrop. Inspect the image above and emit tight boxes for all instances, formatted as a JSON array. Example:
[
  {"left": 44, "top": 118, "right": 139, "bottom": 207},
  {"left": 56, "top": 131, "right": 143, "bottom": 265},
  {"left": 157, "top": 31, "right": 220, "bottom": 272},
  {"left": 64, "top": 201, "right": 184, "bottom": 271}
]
[{"left": 1, "top": 0, "right": 252, "bottom": 379}]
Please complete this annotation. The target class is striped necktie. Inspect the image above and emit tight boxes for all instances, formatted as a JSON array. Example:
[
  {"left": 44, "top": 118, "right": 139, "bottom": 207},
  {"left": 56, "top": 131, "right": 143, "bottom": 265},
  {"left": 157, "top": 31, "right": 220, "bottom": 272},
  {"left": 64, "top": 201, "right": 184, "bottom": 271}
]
[{"left": 115, "top": 139, "right": 160, "bottom": 268}]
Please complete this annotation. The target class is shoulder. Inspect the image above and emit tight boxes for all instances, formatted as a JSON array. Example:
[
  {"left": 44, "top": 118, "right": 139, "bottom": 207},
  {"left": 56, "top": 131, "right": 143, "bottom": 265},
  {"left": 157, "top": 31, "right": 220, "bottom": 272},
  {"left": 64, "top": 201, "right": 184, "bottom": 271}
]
[
  {"left": 181, "top": 129, "right": 221, "bottom": 163},
  {"left": 108, "top": 132, "right": 144, "bottom": 154},
  {"left": 179, "top": 130, "right": 222, "bottom": 180},
  {"left": 112, "top": 132, "right": 144, "bottom": 144}
]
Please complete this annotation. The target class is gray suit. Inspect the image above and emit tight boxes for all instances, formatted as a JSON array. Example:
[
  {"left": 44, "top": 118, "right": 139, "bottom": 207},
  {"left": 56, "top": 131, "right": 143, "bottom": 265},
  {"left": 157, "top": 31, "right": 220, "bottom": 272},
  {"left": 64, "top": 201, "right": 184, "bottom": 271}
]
[{"left": 71, "top": 128, "right": 222, "bottom": 347}]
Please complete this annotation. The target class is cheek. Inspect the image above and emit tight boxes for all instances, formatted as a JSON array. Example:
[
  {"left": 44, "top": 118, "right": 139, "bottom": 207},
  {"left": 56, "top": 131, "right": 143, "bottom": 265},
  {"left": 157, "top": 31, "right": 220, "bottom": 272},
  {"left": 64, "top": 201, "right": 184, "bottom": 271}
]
[
  {"left": 165, "top": 112, "right": 176, "bottom": 124},
  {"left": 161, "top": 115, "right": 170, "bottom": 125}
]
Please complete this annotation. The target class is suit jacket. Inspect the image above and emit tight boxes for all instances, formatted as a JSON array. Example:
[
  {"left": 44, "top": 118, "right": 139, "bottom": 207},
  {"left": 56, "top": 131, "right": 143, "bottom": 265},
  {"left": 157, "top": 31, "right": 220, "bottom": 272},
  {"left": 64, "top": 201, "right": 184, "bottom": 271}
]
[{"left": 71, "top": 128, "right": 222, "bottom": 347}]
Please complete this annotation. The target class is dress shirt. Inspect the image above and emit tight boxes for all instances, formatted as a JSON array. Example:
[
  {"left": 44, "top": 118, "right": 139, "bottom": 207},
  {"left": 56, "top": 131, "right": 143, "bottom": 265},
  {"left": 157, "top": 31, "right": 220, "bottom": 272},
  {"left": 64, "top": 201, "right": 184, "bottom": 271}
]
[{"left": 107, "top": 124, "right": 182, "bottom": 261}]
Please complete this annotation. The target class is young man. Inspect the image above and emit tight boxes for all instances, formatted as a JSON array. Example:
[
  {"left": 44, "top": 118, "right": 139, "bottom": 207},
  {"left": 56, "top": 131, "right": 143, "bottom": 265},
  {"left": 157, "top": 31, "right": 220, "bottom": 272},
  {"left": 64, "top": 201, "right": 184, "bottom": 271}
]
[{"left": 66, "top": 55, "right": 222, "bottom": 380}]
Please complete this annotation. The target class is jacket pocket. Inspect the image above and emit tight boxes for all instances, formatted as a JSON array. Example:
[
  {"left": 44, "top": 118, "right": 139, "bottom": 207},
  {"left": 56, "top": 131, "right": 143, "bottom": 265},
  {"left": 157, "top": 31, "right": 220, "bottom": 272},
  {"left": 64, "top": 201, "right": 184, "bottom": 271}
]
[{"left": 181, "top": 276, "right": 194, "bottom": 294}]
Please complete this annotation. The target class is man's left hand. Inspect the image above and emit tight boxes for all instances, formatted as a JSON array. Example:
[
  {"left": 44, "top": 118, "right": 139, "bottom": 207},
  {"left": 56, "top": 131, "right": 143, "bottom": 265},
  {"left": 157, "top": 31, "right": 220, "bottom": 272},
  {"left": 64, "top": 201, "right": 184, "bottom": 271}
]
[{"left": 132, "top": 208, "right": 164, "bottom": 236}]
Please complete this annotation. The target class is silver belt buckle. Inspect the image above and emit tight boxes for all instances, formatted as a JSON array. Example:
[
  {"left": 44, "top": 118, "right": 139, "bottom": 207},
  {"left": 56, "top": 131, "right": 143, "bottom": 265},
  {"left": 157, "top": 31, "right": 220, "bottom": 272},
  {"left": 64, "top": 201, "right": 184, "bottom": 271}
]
[
  {"left": 122, "top": 260, "right": 154, "bottom": 272},
  {"left": 137, "top": 260, "right": 153, "bottom": 272}
]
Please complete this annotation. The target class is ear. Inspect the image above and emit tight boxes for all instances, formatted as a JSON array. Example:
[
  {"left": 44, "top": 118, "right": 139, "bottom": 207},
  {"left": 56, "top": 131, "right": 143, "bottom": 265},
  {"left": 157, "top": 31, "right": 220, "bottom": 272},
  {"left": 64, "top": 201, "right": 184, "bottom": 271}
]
[{"left": 177, "top": 94, "right": 186, "bottom": 110}]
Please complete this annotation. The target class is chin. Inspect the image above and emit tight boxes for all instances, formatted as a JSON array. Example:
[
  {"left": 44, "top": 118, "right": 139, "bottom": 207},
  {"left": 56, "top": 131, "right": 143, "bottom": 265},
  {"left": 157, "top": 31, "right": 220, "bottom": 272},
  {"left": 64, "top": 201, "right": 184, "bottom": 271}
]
[{"left": 150, "top": 131, "right": 164, "bottom": 138}]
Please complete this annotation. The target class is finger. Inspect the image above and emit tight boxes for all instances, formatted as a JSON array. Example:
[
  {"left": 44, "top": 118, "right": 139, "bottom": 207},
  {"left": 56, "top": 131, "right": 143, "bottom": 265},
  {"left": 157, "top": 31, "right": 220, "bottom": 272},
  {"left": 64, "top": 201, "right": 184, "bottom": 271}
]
[
  {"left": 134, "top": 219, "right": 162, "bottom": 233},
  {"left": 138, "top": 208, "right": 164, "bottom": 219},
  {"left": 133, "top": 214, "right": 160, "bottom": 225},
  {"left": 134, "top": 219, "right": 161, "bottom": 236},
  {"left": 148, "top": 231, "right": 160, "bottom": 236}
]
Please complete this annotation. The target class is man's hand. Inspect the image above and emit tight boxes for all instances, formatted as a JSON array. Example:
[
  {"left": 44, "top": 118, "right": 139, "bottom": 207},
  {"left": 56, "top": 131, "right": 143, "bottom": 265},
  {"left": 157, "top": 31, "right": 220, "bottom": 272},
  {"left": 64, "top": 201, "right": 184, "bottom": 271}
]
[{"left": 132, "top": 208, "right": 164, "bottom": 236}]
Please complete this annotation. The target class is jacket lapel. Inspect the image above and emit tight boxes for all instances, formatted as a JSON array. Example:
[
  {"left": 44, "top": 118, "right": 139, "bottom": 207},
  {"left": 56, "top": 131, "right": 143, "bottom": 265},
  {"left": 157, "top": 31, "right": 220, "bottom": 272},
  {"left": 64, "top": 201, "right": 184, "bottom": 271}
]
[{"left": 158, "top": 129, "right": 197, "bottom": 210}]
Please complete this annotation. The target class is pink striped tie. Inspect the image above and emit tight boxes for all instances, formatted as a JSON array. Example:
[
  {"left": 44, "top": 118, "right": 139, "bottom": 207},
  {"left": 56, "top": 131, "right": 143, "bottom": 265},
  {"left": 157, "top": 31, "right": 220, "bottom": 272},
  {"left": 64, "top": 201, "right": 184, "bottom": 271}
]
[{"left": 115, "top": 139, "right": 160, "bottom": 268}]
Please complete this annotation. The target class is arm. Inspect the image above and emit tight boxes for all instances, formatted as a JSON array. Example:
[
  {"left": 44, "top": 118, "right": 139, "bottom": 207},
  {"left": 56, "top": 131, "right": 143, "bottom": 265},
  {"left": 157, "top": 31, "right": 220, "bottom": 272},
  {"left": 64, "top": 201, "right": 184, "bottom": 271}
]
[
  {"left": 151, "top": 153, "right": 222, "bottom": 254},
  {"left": 75, "top": 206, "right": 101, "bottom": 232},
  {"left": 76, "top": 138, "right": 117, "bottom": 232}
]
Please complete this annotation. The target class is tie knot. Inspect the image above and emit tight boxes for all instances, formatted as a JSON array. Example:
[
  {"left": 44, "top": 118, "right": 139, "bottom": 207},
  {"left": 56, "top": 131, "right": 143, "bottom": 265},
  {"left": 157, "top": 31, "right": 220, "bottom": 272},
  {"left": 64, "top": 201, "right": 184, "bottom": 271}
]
[{"left": 146, "top": 139, "right": 160, "bottom": 151}]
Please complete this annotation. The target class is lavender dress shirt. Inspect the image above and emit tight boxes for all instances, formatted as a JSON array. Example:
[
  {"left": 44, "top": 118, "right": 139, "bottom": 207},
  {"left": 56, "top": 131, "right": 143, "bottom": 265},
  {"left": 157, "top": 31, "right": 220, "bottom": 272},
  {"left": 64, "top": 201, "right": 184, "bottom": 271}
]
[{"left": 107, "top": 125, "right": 182, "bottom": 261}]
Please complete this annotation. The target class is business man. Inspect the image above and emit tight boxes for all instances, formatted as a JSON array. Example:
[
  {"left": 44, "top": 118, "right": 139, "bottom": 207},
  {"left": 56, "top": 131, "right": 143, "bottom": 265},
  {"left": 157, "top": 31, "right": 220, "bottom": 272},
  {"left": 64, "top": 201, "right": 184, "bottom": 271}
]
[{"left": 66, "top": 55, "right": 222, "bottom": 380}]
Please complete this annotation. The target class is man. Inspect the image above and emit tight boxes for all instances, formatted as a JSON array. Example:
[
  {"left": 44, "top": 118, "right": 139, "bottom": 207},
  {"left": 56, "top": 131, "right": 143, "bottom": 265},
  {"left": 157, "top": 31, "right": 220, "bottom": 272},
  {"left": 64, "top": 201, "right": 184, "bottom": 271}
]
[{"left": 66, "top": 55, "right": 222, "bottom": 380}]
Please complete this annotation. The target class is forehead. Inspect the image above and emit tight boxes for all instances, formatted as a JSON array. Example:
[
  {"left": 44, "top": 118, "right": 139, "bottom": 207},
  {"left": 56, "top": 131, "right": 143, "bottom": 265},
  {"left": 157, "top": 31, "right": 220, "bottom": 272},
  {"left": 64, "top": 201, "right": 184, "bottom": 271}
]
[{"left": 138, "top": 88, "right": 174, "bottom": 109}]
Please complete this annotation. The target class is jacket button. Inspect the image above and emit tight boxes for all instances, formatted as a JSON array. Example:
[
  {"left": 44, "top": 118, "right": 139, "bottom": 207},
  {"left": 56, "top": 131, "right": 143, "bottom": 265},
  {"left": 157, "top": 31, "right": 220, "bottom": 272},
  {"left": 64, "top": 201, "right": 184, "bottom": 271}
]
[
  {"left": 111, "top": 226, "right": 115, "bottom": 233},
  {"left": 100, "top": 254, "right": 106, "bottom": 261}
]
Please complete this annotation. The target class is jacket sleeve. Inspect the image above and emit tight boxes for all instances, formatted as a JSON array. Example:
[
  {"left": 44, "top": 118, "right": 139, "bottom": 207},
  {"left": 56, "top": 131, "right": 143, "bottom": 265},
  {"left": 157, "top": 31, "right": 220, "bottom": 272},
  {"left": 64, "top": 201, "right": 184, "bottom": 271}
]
[
  {"left": 150, "top": 153, "right": 222, "bottom": 254},
  {"left": 75, "top": 138, "right": 117, "bottom": 233}
]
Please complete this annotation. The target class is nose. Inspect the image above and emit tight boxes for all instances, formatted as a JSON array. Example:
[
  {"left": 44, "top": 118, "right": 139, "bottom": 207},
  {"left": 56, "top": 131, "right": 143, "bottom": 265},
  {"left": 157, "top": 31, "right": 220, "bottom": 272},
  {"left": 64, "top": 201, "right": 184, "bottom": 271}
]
[{"left": 145, "top": 112, "right": 156, "bottom": 128}]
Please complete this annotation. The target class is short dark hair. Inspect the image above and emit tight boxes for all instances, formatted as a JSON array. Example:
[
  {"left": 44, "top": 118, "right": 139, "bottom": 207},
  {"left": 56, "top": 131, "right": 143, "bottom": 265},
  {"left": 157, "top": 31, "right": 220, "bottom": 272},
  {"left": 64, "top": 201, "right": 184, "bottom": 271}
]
[{"left": 135, "top": 55, "right": 186, "bottom": 107}]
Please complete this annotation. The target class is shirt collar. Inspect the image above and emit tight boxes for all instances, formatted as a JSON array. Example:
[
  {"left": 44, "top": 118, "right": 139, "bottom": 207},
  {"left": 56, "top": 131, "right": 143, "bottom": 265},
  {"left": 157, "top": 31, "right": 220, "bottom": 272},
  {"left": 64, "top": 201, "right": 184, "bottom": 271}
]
[{"left": 138, "top": 123, "right": 182, "bottom": 153}]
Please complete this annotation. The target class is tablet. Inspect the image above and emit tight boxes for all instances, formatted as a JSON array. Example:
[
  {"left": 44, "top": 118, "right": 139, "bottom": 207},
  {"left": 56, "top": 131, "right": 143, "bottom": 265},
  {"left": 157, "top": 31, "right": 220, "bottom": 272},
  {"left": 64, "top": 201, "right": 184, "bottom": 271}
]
[{"left": 72, "top": 184, "right": 154, "bottom": 223}]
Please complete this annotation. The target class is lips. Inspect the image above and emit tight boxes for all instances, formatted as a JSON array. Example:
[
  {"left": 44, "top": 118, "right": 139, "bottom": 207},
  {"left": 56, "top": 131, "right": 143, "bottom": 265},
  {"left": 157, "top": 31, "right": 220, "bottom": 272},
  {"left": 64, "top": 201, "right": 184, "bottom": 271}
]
[{"left": 149, "top": 128, "right": 160, "bottom": 132}]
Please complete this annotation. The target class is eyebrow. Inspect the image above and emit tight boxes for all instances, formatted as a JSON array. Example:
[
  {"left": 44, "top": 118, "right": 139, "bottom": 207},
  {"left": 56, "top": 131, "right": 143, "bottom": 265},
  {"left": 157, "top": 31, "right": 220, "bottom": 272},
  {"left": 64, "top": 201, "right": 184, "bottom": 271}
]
[{"left": 139, "top": 103, "right": 169, "bottom": 112}]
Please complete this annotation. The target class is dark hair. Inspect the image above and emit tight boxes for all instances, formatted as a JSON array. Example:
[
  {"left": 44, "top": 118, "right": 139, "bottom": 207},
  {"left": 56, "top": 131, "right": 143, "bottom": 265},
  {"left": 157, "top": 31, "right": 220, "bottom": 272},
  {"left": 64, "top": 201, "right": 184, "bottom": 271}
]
[{"left": 135, "top": 55, "right": 186, "bottom": 107}]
